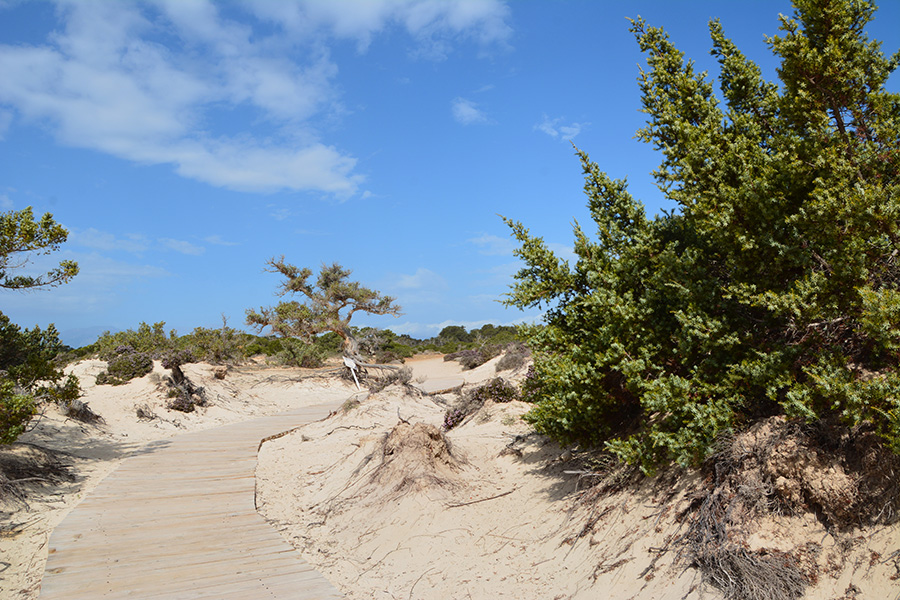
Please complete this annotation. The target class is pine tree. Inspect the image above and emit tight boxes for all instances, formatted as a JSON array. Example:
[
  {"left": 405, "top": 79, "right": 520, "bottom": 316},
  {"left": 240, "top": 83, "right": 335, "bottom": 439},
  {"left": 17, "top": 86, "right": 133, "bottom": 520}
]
[{"left": 505, "top": 0, "right": 900, "bottom": 469}]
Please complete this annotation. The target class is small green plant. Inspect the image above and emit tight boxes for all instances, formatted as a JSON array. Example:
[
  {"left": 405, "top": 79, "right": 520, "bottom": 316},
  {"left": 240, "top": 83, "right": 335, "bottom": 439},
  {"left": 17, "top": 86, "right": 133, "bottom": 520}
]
[
  {"left": 495, "top": 342, "right": 530, "bottom": 372},
  {"left": 0, "top": 381, "right": 35, "bottom": 444},
  {"left": 161, "top": 350, "right": 207, "bottom": 412},
  {"left": 368, "top": 366, "right": 413, "bottom": 393},
  {"left": 443, "top": 378, "right": 520, "bottom": 431},
  {"left": 1, "top": 311, "right": 81, "bottom": 443},
  {"left": 96, "top": 346, "right": 153, "bottom": 385}
]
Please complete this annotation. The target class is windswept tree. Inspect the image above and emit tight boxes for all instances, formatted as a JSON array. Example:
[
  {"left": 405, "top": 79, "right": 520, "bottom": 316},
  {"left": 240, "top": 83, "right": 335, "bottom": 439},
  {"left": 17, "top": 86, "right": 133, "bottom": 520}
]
[
  {"left": 246, "top": 258, "right": 402, "bottom": 366},
  {"left": 1, "top": 207, "right": 80, "bottom": 443},
  {"left": 505, "top": 0, "right": 900, "bottom": 469}
]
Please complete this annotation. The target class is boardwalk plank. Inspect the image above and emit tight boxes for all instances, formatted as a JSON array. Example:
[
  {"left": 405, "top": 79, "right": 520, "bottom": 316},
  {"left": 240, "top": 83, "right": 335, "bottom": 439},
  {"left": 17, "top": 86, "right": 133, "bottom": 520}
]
[{"left": 39, "top": 403, "right": 344, "bottom": 599}]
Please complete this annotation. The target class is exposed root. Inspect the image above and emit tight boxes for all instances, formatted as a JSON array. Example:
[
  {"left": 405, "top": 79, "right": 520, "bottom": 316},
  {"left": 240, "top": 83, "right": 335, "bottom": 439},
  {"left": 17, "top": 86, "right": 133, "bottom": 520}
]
[
  {"left": 367, "top": 421, "right": 464, "bottom": 498},
  {"left": 681, "top": 416, "right": 900, "bottom": 600},
  {"left": 0, "top": 444, "right": 74, "bottom": 508}
]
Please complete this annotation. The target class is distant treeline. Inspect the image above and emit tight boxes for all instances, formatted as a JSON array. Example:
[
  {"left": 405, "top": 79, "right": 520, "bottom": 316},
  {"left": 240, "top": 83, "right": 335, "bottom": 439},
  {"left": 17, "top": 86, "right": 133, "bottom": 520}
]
[{"left": 63, "top": 321, "right": 521, "bottom": 372}]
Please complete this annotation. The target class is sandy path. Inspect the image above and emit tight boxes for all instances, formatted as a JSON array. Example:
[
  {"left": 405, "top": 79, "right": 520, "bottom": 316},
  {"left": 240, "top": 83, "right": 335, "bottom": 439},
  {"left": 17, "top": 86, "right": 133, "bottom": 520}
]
[{"left": 38, "top": 403, "right": 345, "bottom": 599}]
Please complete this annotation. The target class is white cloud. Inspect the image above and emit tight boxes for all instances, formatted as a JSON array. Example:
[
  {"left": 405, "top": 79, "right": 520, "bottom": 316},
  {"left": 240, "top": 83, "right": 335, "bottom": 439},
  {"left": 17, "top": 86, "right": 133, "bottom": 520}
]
[
  {"left": 0, "top": 108, "right": 11, "bottom": 140},
  {"left": 0, "top": 1, "right": 512, "bottom": 194},
  {"left": 0, "top": 193, "right": 12, "bottom": 210},
  {"left": 0, "top": 250, "right": 170, "bottom": 317},
  {"left": 72, "top": 228, "right": 150, "bottom": 253},
  {"left": 535, "top": 114, "right": 588, "bottom": 140},
  {"left": 0, "top": 1, "right": 354, "bottom": 194},
  {"left": 395, "top": 267, "right": 447, "bottom": 290},
  {"left": 244, "top": 0, "right": 512, "bottom": 56},
  {"left": 203, "top": 234, "right": 239, "bottom": 246},
  {"left": 468, "top": 233, "right": 514, "bottom": 255},
  {"left": 159, "top": 238, "right": 205, "bottom": 256},
  {"left": 452, "top": 97, "right": 488, "bottom": 125}
]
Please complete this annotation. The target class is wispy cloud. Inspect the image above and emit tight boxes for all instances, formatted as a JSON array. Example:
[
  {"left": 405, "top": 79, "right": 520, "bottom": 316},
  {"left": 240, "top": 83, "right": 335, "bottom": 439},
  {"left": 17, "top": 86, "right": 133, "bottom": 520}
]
[
  {"left": 158, "top": 238, "right": 205, "bottom": 256},
  {"left": 0, "top": 1, "right": 512, "bottom": 195},
  {"left": 468, "top": 233, "right": 514, "bottom": 256},
  {"left": 246, "top": 0, "right": 512, "bottom": 57},
  {"left": 0, "top": 250, "right": 170, "bottom": 317},
  {"left": 203, "top": 234, "right": 239, "bottom": 247},
  {"left": 395, "top": 267, "right": 447, "bottom": 290},
  {"left": 72, "top": 228, "right": 150, "bottom": 253},
  {"left": 0, "top": 193, "right": 12, "bottom": 210},
  {"left": 0, "top": 108, "right": 11, "bottom": 140},
  {"left": 452, "top": 97, "right": 489, "bottom": 125},
  {"left": 535, "top": 114, "right": 588, "bottom": 140}
]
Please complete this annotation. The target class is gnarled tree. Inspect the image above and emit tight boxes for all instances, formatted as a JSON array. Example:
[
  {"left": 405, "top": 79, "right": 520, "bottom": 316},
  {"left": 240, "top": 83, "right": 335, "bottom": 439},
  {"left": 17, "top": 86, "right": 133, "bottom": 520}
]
[{"left": 246, "top": 258, "right": 402, "bottom": 368}]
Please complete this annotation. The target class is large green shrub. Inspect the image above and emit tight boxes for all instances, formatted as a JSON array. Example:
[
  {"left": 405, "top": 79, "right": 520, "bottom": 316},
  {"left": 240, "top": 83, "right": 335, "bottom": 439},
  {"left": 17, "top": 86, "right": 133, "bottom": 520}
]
[
  {"left": 505, "top": 0, "right": 900, "bottom": 470},
  {"left": 0, "top": 207, "right": 79, "bottom": 443},
  {"left": 0, "top": 312, "right": 80, "bottom": 442}
]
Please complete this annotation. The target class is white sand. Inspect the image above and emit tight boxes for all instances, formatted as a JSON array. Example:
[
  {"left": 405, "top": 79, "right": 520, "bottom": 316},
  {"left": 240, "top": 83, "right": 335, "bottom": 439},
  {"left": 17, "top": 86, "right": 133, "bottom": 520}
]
[
  {"left": 0, "top": 358, "right": 355, "bottom": 599},
  {"left": 3, "top": 354, "right": 898, "bottom": 600}
]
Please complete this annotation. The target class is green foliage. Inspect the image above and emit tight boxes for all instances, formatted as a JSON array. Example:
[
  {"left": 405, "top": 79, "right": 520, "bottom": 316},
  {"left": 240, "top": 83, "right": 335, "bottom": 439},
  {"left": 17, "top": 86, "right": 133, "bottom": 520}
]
[
  {"left": 95, "top": 347, "right": 154, "bottom": 385},
  {"left": 95, "top": 322, "right": 176, "bottom": 359},
  {"left": 0, "top": 207, "right": 79, "bottom": 443},
  {"left": 0, "top": 380, "right": 36, "bottom": 444},
  {"left": 246, "top": 259, "right": 402, "bottom": 357},
  {"left": 438, "top": 325, "right": 473, "bottom": 343},
  {"left": 0, "top": 206, "right": 78, "bottom": 290},
  {"left": 505, "top": 0, "right": 900, "bottom": 469},
  {"left": 0, "top": 312, "right": 80, "bottom": 443},
  {"left": 273, "top": 337, "right": 328, "bottom": 368},
  {"left": 177, "top": 319, "right": 249, "bottom": 364},
  {"left": 443, "top": 377, "right": 520, "bottom": 431},
  {"left": 355, "top": 327, "right": 417, "bottom": 363},
  {"left": 243, "top": 337, "right": 284, "bottom": 357}
]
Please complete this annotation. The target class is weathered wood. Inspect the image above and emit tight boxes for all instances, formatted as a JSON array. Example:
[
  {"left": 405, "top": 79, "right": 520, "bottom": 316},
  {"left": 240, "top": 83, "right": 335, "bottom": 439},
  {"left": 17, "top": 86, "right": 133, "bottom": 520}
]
[{"left": 39, "top": 403, "right": 344, "bottom": 599}]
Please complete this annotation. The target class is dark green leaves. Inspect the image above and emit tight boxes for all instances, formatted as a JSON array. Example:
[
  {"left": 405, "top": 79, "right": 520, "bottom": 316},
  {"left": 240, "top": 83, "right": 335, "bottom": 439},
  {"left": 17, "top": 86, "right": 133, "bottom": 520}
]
[
  {"left": 0, "top": 207, "right": 78, "bottom": 290},
  {"left": 508, "top": 0, "right": 900, "bottom": 469}
]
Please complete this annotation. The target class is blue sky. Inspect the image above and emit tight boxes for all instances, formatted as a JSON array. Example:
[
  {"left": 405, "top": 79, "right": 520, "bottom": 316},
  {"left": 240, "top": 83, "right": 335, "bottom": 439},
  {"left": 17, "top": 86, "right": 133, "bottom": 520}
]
[{"left": 1, "top": 0, "right": 899, "bottom": 347}]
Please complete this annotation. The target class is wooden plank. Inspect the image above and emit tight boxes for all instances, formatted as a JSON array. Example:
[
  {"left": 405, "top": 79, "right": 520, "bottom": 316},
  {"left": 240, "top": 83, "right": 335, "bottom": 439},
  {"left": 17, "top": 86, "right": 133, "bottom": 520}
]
[{"left": 39, "top": 402, "right": 343, "bottom": 599}]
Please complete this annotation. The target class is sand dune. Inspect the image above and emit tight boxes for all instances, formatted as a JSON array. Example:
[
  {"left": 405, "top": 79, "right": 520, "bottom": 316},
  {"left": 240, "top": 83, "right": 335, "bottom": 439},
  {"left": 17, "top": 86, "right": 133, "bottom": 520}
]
[{"left": 2, "top": 355, "right": 898, "bottom": 599}]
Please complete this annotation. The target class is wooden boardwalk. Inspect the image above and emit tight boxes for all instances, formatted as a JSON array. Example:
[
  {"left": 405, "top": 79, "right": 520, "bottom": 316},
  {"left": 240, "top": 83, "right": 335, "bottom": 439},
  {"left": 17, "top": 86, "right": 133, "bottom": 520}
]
[{"left": 39, "top": 404, "right": 344, "bottom": 599}]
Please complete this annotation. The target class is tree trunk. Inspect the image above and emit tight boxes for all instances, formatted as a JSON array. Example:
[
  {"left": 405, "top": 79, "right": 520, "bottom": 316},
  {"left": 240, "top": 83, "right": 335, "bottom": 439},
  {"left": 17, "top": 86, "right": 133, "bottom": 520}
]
[{"left": 336, "top": 325, "right": 365, "bottom": 364}]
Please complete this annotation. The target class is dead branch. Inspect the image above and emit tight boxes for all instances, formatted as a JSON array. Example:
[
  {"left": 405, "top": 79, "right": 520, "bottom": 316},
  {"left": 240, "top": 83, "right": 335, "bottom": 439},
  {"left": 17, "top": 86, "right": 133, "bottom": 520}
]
[{"left": 445, "top": 487, "right": 517, "bottom": 509}]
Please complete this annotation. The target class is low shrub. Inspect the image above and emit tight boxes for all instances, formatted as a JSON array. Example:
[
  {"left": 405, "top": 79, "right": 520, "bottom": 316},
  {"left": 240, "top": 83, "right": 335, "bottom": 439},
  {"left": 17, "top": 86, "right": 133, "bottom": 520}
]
[
  {"left": 0, "top": 381, "right": 35, "bottom": 444},
  {"left": 495, "top": 342, "right": 530, "bottom": 372},
  {"left": 368, "top": 366, "right": 413, "bottom": 393},
  {"left": 161, "top": 349, "right": 208, "bottom": 413},
  {"left": 96, "top": 348, "right": 153, "bottom": 385},
  {"left": 95, "top": 322, "right": 175, "bottom": 360},
  {"left": 275, "top": 338, "right": 327, "bottom": 368},
  {"left": 444, "top": 347, "right": 502, "bottom": 370},
  {"left": 469, "top": 377, "right": 520, "bottom": 404},
  {"left": 179, "top": 321, "right": 247, "bottom": 364},
  {"left": 442, "top": 378, "right": 520, "bottom": 431}
]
